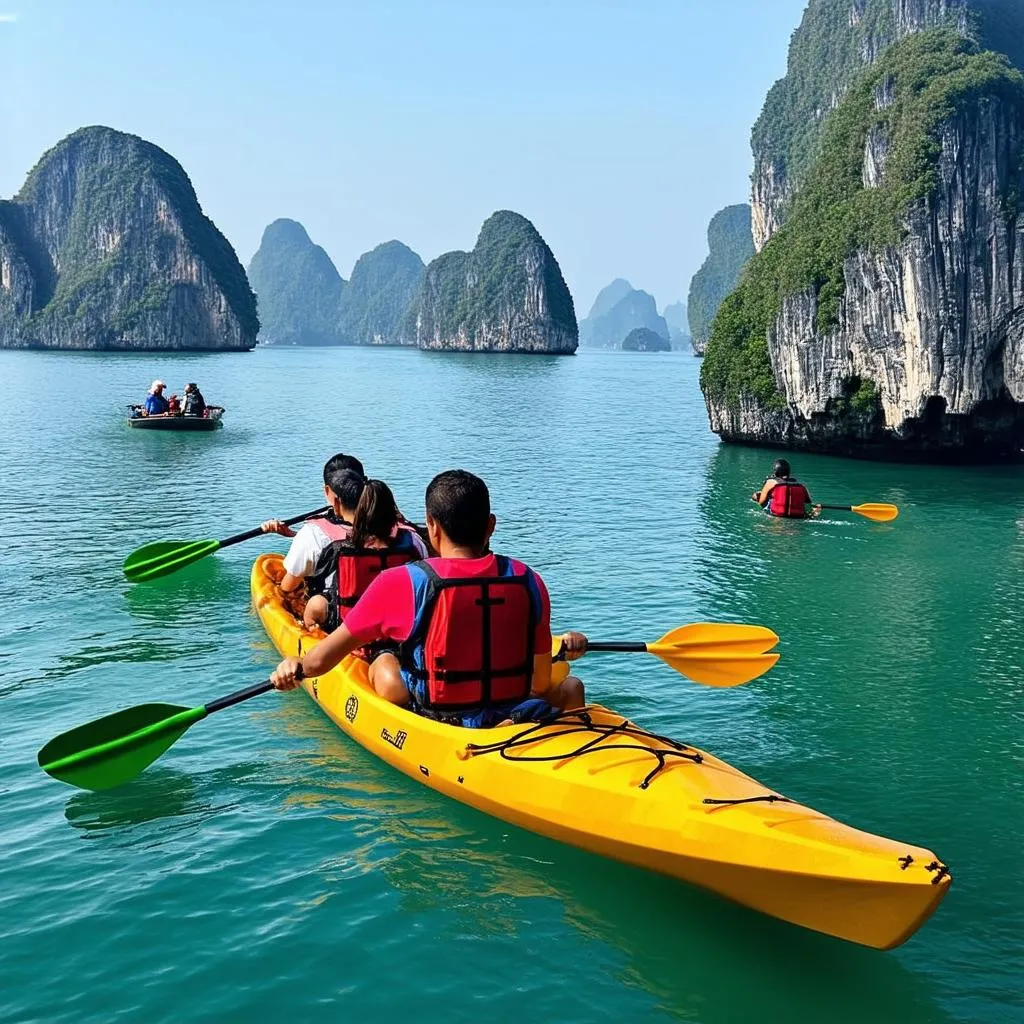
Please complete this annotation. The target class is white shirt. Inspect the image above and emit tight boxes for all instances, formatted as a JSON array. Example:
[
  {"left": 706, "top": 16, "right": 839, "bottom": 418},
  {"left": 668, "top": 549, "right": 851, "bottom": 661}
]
[
  {"left": 282, "top": 521, "right": 338, "bottom": 578},
  {"left": 282, "top": 521, "right": 428, "bottom": 579}
]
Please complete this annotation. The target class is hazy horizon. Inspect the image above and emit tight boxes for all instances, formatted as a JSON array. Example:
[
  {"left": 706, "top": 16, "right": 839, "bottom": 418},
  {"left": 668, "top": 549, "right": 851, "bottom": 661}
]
[{"left": 0, "top": 0, "right": 806, "bottom": 315}]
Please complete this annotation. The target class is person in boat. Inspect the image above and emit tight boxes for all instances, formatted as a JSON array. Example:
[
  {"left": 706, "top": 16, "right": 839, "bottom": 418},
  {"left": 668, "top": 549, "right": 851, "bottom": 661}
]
[
  {"left": 260, "top": 457, "right": 369, "bottom": 620},
  {"left": 181, "top": 383, "right": 206, "bottom": 417},
  {"left": 166, "top": 393, "right": 181, "bottom": 415},
  {"left": 270, "top": 469, "right": 588, "bottom": 728},
  {"left": 302, "top": 476, "right": 428, "bottom": 631},
  {"left": 752, "top": 459, "right": 820, "bottom": 518},
  {"left": 142, "top": 380, "right": 169, "bottom": 416}
]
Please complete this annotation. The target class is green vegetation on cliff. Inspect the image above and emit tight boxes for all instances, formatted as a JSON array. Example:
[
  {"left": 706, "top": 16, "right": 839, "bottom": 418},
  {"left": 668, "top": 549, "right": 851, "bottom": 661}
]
[
  {"left": 752, "top": 0, "right": 1024, "bottom": 215},
  {"left": 247, "top": 219, "right": 344, "bottom": 346},
  {"left": 701, "top": 30, "right": 1024, "bottom": 409},
  {"left": 687, "top": 204, "right": 754, "bottom": 351},
  {"left": 409, "top": 211, "right": 577, "bottom": 352},
  {"left": 1, "top": 126, "right": 257, "bottom": 349},
  {"left": 340, "top": 241, "right": 423, "bottom": 345}
]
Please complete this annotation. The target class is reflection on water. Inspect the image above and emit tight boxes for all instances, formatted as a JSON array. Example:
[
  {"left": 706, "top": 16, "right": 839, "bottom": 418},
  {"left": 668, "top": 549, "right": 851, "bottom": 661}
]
[{"left": 64, "top": 767, "right": 240, "bottom": 839}]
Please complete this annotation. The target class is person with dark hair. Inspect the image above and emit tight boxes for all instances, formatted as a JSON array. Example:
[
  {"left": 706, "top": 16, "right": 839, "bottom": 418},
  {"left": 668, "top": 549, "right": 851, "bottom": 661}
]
[
  {"left": 303, "top": 478, "right": 427, "bottom": 632},
  {"left": 181, "top": 383, "right": 206, "bottom": 417},
  {"left": 270, "top": 469, "right": 588, "bottom": 729},
  {"left": 752, "top": 459, "right": 820, "bottom": 518},
  {"left": 259, "top": 454, "right": 369, "bottom": 616}
]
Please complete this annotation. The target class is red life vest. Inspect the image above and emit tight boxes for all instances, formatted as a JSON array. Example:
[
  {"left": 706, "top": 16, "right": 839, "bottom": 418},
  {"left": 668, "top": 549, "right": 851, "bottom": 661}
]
[
  {"left": 404, "top": 555, "right": 538, "bottom": 710},
  {"left": 332, "top": 524, "right": 422, "bottom": 610},
  {"left": 767, "top": 478, "right": 811, "bottom": 518}
]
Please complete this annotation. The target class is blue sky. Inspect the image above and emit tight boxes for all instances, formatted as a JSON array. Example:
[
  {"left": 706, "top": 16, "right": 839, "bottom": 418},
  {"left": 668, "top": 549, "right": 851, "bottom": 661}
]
[{"left": 0, "top": 1, "right": 806, "bottom": 316}]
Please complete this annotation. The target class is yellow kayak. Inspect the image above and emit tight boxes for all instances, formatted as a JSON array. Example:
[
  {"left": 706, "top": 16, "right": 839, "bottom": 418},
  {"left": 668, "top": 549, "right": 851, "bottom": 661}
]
[{"left": 252, "top": 554, "right": 950, "bottom": 949}]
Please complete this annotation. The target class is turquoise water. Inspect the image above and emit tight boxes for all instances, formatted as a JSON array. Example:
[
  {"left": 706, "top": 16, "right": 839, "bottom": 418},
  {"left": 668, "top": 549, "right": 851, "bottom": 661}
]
[{"left": 1, "top": 347, "right": 1022, "bottom": 1023}]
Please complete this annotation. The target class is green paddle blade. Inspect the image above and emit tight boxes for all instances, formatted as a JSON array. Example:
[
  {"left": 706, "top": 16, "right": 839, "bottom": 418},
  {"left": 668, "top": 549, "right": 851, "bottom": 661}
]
[
  {"left": 38, "top": 703, "right": 207, "bottom": 791},
  {"left": 123, "top": 539, "right": 221, "bottom": 582}
]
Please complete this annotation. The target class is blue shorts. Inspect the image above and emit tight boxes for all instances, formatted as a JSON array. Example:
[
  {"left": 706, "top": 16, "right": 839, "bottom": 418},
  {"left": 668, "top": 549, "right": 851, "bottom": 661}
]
[{"left": 401, "top": 675, "right": 557, "bottom": 728}]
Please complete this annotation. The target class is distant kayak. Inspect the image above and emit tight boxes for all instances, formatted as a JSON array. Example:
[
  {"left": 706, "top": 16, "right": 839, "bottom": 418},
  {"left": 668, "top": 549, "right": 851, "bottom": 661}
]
[{"left": 127, "top": 406, "right": 224, "bottom": 431}]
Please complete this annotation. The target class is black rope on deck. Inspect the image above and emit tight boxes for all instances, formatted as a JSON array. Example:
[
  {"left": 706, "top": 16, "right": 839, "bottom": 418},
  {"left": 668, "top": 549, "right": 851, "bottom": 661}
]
[
  {"left": 461, "top": 708, "right": 703, "bottom": 789},
  {"left": 702, "top": 794, "right": 793, "bottom": 806}
]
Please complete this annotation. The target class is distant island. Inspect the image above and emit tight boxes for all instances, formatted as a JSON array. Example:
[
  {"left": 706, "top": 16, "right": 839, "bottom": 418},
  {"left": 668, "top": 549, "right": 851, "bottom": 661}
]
[
  {"left": 411, "top": 211, "right": 577, "bottom": 354},
  {"left": 249, "top": 210, "right": 575, "bottom": 354},
  {"left": 0, "top": 127, "right": 257, "bottom": 351},
  {"left": 579, "top": 280, "right": 670, "bottom": 349},
  {"left": 661, "top": 301, "right": 692, "bottom": 351},
  {"left": 623, "top": 327, "right": 671, "bottom": 352},
  {"left": 686, "top": 204, "right": 754, "bottom": 356}
]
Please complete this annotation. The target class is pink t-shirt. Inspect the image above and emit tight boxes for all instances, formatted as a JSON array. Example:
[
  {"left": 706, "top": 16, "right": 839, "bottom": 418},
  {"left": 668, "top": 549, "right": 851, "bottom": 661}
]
[{"left": 343, "top": 553, "right": 552, "bottom": 652}]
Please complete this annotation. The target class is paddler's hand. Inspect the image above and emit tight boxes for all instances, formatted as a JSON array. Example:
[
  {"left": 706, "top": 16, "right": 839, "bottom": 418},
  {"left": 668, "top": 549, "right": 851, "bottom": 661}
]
[
  {"left": 560, "top": 632, "right": 588, "bottom": 661},
  {"left": 751, "top": 491, "right": 760, "bottom": 502},
  {"left": 271, "top": 657, "right": 304, "bottom": 690},
  {"left": 261, "top": 519, "right": 296, "bottom": 537}
]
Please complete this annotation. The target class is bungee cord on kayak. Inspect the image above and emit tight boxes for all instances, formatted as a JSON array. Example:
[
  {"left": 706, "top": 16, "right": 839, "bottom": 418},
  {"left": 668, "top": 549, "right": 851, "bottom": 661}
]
[{"left": 459, "top": 708, "right": 705, "bottom": 790}]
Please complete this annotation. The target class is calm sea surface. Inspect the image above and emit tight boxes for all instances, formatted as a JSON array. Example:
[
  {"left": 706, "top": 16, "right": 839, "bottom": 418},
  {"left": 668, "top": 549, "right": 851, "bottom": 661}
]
[{"left": 1, "top": 347, "right": 1022, "bottom": 1023}]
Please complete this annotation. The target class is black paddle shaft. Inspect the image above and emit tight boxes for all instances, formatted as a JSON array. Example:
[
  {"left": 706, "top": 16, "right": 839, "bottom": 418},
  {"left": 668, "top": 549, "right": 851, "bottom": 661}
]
[
  {"left": 204, "top": 667, "right": 304, "bottom": 715},
  {"left": 584, "top": 642, "right": 648, "bottom": 653},
  {"left": 818, "top": 505, "right": 853, "bottom": 512},
  {"left": 219, "top": 506, "right": 331, "bottom": 549}
]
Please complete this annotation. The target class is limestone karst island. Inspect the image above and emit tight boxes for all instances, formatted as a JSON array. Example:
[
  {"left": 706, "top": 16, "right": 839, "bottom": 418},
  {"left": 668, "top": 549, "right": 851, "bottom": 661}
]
[{"left": 4, "top": 3, "right": 1024, "bottom": 1024}]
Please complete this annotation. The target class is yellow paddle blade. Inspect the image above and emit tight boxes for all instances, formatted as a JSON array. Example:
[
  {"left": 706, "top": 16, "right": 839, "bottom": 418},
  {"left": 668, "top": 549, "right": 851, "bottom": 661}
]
[
  {"left": 652, "top": 623, "right": 780, "bottom": 655},
  {"left": 647, "top": 649, "right": 780, "bottom": 688},
  {"left": 851, "top": 503, "right": 899, "bottom": 523}
]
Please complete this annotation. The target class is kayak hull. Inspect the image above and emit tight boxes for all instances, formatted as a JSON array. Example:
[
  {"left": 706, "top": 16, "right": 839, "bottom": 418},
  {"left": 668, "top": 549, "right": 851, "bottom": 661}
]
[{"left": 251, "top": 555, "right": 949, "bottom": 949}]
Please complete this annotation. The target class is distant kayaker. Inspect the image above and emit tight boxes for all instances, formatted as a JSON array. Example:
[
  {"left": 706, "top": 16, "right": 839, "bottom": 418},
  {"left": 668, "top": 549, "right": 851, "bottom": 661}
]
[
  {"left": 270, "top": 469, "right": 588, "bottom": 728},
  {"left": 752, "top": 459, "right": 820, "bottom": 519},
  {"left": 142, "top": 380, "right": 169, "bottom": 416},
  {"left": 181, "top": 383, "right": 206, "bottom": 417}
]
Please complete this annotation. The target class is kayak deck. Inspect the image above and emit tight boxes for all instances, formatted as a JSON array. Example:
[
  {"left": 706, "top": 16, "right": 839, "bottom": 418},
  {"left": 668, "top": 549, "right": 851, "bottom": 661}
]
[{"left": 251, "top": 554, "right": 950, "bottom": 949}]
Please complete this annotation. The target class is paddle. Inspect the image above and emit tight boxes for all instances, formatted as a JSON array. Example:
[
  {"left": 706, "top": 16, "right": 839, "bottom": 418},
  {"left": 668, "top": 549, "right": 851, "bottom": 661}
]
[
  {"left": 553, "top": 623, "right": 780, "bottom": 688},
  {"left": 123, "top": 506, "right": 330, "bottom": 582},
  {"left": 36, "top": 676, "right": 294, "bottom": 791},
  {"left": 818, "top": 502, "right": 899, "bottom": 523}
]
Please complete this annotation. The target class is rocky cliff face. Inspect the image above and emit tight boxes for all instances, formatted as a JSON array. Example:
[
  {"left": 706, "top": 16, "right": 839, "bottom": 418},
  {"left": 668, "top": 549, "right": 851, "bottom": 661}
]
[
  {"left": 247, "top": 219, "right": 345, "bottom": 346},
  {"left": 0, "top": 127, "right": 257, "bottom": 350},
  {"left": 410, "top": 211, "right": 577, "bottom": 354},
  {"left": 703, "top": 31, "right": 1024, "bottom": 460},
  {"left": 579, "top": 282, "right": 669, "bottom": 349},
  {"left": 750, "top": 0, "right": 1023, "bottom": 251},
  {"left": 339, "top": 241, "right": 423, "bottom": 346},
  {"left": 687, "top": 205, "right": 754, "bottom": 355}
]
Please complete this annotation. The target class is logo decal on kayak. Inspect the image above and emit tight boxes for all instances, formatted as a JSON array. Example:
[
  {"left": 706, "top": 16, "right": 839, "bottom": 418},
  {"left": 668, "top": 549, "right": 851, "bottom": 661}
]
[
  {"left": 311, "top": 678, "right": 319, "bottom": 701},
  {"left": 345, "top": 695, "right": 358, "bottom": 722},
  {"left": 381, "top": 727, "right": 407, "bottom": 750}
]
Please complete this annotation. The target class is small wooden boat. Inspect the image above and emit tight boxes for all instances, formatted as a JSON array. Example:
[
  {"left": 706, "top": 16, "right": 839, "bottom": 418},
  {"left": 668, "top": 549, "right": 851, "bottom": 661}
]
[{"left": 126, "top": 406, "right": 225, "bottom": 431}]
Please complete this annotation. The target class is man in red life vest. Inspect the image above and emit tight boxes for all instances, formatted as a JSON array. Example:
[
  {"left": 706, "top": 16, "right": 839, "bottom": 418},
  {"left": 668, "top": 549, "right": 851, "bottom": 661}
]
[
  {"left": 752, "top": 459, "right": 821, "bottom": 519},
  {"left": 271, "top": 469, "right": 587, "bottom": 728}
]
